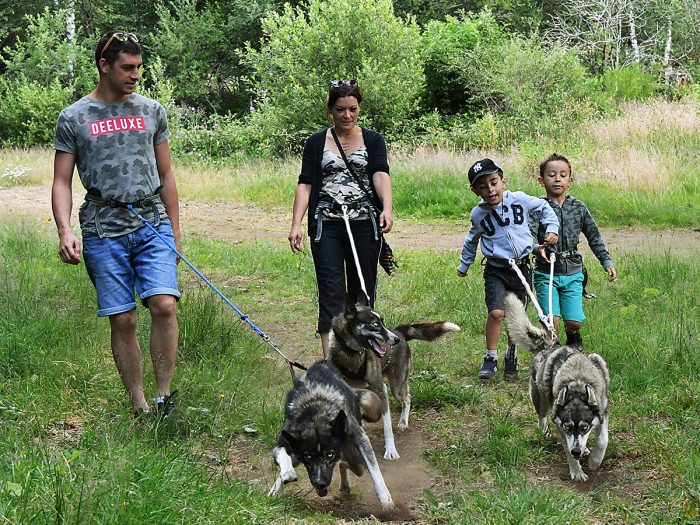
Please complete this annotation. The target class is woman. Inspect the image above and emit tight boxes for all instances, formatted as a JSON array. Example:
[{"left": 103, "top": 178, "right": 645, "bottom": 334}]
[{"left": 288, "top": 79, "right": 393, "bottom": 360}]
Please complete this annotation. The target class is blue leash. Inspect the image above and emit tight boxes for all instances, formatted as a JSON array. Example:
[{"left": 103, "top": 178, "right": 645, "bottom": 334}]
[{"left": 128, "top": 205, "right": 307, "bottom": 380}]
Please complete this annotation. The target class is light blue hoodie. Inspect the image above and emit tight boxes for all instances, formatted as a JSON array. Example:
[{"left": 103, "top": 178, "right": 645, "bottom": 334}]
[{"left": 458, "top": 190, "right": 559, "bottom": 274}]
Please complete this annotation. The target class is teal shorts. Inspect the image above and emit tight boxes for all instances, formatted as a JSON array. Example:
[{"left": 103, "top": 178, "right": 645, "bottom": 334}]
[{"left": 532, "top": 269, "right": 586, "bottom": 322}]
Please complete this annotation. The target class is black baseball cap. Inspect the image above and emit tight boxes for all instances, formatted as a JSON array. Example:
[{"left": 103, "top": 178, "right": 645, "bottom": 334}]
[{"left": 468, "top": 158, "right": 502, "bottom": 186}]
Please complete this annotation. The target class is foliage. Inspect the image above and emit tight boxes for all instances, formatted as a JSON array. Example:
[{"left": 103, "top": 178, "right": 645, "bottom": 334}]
[
  {"left": 421, "top": 11, "right": 504, "bottom": 114},
  {"left": 598, "top": 64, "right": 661, "bottom": 101},
  {"left": 150, "top": 0, "right": 281, "bottom": 114},
  {"left": 242, "top": 0, "right": 424, "bottom": 153},
  {"left": 0, "top": 77, "right": 73, "bottom": 147},
  {"left": 450, "top": 35, "right": 597, "bottom": 145},
  {"left": 0, "top": 6, "right": 95, "bottom": 97}
]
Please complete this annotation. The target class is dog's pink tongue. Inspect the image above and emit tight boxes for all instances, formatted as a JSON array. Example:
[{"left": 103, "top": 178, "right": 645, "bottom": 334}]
[
  {"left": 317, "top": 488, "right": 328, "bottom": 497},
  {"left": 370, "top": 339, "right": 387, "bottom": 357}
]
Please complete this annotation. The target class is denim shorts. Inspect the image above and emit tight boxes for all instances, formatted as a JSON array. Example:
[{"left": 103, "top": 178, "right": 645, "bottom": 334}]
[
  {"left": 83, "top": 222, "right": 180, "bottom": 317},
  {"left": 533, "top": 269, "right": 585, "bottom": 322}
]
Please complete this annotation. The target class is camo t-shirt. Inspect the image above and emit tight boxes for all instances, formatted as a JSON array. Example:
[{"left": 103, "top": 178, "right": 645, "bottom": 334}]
[
  {"left": 318, "top": 146, "right": 372, "bottom": 220},
  {"left": 54, "top": 93, "right": 171, "bottom": 237}
]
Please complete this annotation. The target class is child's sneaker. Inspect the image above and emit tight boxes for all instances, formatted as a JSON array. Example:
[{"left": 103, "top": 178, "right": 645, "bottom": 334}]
[
  {"left": 478, "top": 356, "right": 498, "bottom": 379},
  {"left": 503, "top": 345, "right": 518, "bottom": 380}
]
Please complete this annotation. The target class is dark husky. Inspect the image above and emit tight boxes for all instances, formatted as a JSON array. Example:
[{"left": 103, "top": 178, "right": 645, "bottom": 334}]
[
  {"left": 503, "top": 293, "right": 610, "bottom": 482},
  {"left": 268, "top": 362, "right": 395, "bottom": 510},
  {"left": 329, "top": 293, "right": 460, "bottom": 460}
]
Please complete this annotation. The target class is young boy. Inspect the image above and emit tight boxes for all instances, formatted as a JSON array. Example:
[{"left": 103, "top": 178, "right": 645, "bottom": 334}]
[
  {"left": 530, "top": 153, "right": 617, "bottom": 348},
  {"left": 457, "top": 158, "right": 559, "bottom": 379}
]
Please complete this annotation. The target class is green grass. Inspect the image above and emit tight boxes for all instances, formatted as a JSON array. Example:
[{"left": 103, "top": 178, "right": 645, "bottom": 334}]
[{"left": 1, "top": 218, "right": 699, "bottom": 523}]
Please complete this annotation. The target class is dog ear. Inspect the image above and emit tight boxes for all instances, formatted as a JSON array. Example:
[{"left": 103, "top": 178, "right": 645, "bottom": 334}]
[
  {"left": 331, "top": 410, "right": 348, "bottom": 437},
  {"left": 585, "top": 385, "right": 598, "bottom": 408},
  {"left": 344, "top": 293, "right": 357, "bottom": 316},
  {"left": 556, "top": 386, "right": 569, "bottom": 407},
  {"left": 281, "top": 429, "right": 301, "bottom": 451},
  {"left": 355, "top": 290, "right": 370, "bottom": 307}
]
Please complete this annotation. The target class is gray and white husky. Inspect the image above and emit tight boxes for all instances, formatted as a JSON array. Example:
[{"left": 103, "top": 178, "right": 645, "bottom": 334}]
[
  {"left": 330, "top": 293, "right": 460, "bottom": 460},
  {"left": 268, "top": 362, "right": 395, "bottom": 510},
  {"left": 503, "top": 293, "right": 610, "bottom": 482}
]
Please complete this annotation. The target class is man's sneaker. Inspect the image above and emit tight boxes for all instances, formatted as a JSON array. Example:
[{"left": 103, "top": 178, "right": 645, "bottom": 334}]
[
  {"left": 478, "top": 356, "right": 498, "bottom": 379},
  {"left": 504, "top": 345, "right": 518, "bottom": 380}
]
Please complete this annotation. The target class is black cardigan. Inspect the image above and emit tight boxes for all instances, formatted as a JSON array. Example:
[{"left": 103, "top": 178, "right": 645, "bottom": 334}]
[{"left": 298, "top": 127, "right": 390, "bottom": 228}]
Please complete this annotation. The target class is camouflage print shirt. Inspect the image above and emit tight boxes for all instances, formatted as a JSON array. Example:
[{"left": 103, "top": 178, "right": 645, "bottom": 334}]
[
  {"left": 54, "top": 93, "right": 171, "bottom": 238},
  {"left": 529, "top": 195, "right": 613, "bottom": 275},
  {"left": 318, "top": 146, "right": 372, "bottom": 221}
]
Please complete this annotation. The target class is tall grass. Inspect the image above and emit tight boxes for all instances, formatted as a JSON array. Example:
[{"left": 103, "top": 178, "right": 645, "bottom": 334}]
[
  {"left": 1, "top": 219, "right": 698, "bottom": 523},
  {"left": 2, "top": 100, "right": 699, "bottom": 228}
]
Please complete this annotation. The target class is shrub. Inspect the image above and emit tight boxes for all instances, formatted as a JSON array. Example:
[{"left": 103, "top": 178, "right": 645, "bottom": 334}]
[
  {"left": 242, "top": 0, "right": 424, "bottom": 154},
  {"left": 0, "top": 77, "right": 73, "bottom": 147},
  {"left": 451, "top": 36, "right": 596, "bottom": 145},
  {"left": 421, "top": 11, "right": 503, "bottom": 115},
  {"left": 599, "top": 64, "right": 661, "bottom": 101},
  {"left": 0, "top": 6, "right": 95, "bottom": 98}
]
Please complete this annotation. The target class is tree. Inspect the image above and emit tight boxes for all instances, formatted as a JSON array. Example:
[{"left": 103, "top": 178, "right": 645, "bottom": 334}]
[{"left": 243, "top": 0, "right": 424, "bottom": 153}]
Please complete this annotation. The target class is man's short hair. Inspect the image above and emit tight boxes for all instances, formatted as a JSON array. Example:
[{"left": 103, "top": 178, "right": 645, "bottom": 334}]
[{"left": 95, "top": 31, "right": 142, "bottom": 69}]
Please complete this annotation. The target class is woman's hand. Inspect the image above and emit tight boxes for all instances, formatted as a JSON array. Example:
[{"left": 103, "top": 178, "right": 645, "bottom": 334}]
[
  {"left": 379, "top": 209, "right": 393, "bottom": 233},
  {"left": 288, "top": 225, "right": 303, "bottom": 253}
]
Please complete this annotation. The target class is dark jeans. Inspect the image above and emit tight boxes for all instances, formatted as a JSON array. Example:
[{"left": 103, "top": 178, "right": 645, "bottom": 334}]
[{"left": 310, "top": 219, "right": 381, "bottom": 332}]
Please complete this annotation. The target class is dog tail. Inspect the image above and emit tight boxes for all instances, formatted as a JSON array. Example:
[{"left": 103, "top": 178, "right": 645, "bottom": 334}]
[
  {"left": 503, "top": 293, "right": 551, "bottom": 354},
  {"left": 394, "top": 321, "right": 460, "bottom": 342},
  {"left": 356, "top": 389, "right": 382, "bottom": 423}
]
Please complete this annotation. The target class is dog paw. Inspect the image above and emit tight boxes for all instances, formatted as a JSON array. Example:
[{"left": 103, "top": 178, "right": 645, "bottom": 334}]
[
  {"left": 281, "top": 468, "right": 298, "bottom": 484},
  {"left": 588, "top": 451, "right": 605, "bottom": 470},
  {"left": 397, "top": 421, "right": 409, "bottom": 432},
  {"left": 384, "top": 448, "right": 400, "bottom": 460},
  {"left": 570, "top": 470, "right": 588, "bottom": 482}
]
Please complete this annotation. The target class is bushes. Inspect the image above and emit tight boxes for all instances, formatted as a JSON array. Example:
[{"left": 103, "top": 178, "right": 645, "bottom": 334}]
[
  {"left": 450, "top": 36, "right": 597, "bottom": 145},
  {"left": 0, "top": 78, "right": 72, "bottom": 147},
  {"left": 242, "top": 0, "right": 424, "bottom": 154},
  {"left": 421, "top": 11, "right": 503, "bottom": 115}
]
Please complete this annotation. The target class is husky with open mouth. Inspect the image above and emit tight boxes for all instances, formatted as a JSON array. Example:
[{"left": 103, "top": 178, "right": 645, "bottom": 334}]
[
  {"left": 503, "top": 292, "right": 610, "bottom": 481},
  {"left": 268, "top": 361, "right": 394, "bottom": 510},
  {"left": 329, "top": 293, "right": 460, "bottom": 459}
]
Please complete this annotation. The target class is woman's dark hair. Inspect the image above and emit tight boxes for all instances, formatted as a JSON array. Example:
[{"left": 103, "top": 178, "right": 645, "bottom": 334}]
[
  {"left": 95, "top": 31, "right": 142, "bottom": 69},
  {"left": 539, "top": 153, "right": 572, "bottom": 178},
  {"left": 327, "top": 82, "right": 363, "bottom": 109}
]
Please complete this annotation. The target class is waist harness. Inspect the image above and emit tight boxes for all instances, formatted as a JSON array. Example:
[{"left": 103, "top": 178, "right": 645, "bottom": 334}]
[{"left": 85, "top": 187, "right": 162, "bottom": 238}]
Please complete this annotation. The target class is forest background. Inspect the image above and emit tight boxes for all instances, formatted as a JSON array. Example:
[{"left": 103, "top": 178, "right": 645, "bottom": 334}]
[{"left": 1, "top": 0, "right": 699, "bottom": 158}]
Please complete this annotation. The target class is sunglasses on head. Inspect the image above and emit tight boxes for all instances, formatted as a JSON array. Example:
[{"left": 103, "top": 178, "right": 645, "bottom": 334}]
[
  {"left": 330, "top": 79, "right": 357, "bottom": 88},
  {"left": 100, "top": 32, "right": 139, "bottom": 60}
]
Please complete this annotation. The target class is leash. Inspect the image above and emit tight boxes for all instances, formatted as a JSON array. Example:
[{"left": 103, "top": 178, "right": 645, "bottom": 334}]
[
  {"left": 340, "top": 204, "right": 368, "bottom": 296},
  {"left": 127, "top": 205, "right": 307, "bottom": 381},
  {"left": 508, "top": 255, "right": 557, "bottom": 340}
]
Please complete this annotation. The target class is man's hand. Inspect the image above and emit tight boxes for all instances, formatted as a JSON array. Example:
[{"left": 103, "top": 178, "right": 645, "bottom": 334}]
[
  {"left": 606, "top": 266, "right": 617, "bottom": 281},
  {"left": 58, "top": 230, "right": 81, "bottom": 264}
]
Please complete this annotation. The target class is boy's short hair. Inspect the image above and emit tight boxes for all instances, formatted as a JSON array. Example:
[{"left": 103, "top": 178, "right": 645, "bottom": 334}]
[
  {"left": 539, "top": 153, "right": 572, "bottom": 178},
  {"left": 468, "top": 158, "right": 502, "bottom": 187},
  {"left": 95, "top": 31, "right": 142, "bottom": 69}
]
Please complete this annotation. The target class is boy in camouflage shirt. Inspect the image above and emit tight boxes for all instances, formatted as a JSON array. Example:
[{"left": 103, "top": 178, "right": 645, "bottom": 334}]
[{"left": 529, "top": 154, "right": 617, "bottom": 347}]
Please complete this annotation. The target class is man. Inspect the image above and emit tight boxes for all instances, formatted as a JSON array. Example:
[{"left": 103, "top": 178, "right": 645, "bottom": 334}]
[{"left": 52, "top": 31, "right": 181, "bottom": 417}]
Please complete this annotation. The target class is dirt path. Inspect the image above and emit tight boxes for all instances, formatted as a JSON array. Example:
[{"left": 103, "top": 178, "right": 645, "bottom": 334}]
[
  {"left": 2, "top": 185, "right": 700, "bottom": 256},
  {"left": 3, "top": 184, "right": 698, "bottom": 523}
]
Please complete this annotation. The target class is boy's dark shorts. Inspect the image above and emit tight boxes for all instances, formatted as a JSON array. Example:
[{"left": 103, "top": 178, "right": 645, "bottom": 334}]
[{"left": 483, "top": 261, "right": 529, "bottom": 312}]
